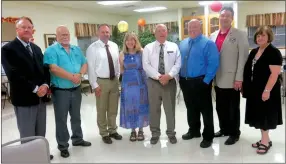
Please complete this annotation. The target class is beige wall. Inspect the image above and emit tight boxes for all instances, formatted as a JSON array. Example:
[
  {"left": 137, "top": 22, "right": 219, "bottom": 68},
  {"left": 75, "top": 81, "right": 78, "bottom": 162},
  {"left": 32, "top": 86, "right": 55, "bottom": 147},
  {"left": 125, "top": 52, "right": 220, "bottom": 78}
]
[
  {"left": 2, "top": 22, "right": 16, "bottom": 41},
  {"left": 238, "top": 1, "right": 286, "bottom": 32},
  {"left": 2, "top": 1, "right": 125, "bottom": 51}
]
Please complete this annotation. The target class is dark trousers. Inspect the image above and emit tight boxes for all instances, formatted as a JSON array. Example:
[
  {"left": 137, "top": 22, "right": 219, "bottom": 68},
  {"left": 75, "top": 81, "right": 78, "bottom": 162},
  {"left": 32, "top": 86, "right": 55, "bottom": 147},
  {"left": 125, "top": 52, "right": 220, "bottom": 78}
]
[
  {"left": 14, "top": 100, "right": 46, "bottom": 144},
  {"left": 52, "top": 87, "right": 83, "bottom": 151},
  {"left": 179, "top": 76, "right": 214, "bottom": 141},
  {"left": 215, "top": 86, "right": 241, "bottom": 137}
]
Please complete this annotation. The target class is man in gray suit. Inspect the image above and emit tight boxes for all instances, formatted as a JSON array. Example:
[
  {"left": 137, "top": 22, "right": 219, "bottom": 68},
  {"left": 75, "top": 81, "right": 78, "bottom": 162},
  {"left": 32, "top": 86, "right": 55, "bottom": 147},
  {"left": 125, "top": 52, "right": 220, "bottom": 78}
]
[{"left": 209, "top": 7, "right": 249, "bottom": 145}]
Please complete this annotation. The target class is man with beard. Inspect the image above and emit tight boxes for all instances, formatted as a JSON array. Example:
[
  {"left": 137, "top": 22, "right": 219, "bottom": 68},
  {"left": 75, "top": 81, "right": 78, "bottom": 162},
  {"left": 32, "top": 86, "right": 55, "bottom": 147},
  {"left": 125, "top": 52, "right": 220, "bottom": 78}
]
[{"left": 44, "top": 26, "right": 91, "bottom": 158}]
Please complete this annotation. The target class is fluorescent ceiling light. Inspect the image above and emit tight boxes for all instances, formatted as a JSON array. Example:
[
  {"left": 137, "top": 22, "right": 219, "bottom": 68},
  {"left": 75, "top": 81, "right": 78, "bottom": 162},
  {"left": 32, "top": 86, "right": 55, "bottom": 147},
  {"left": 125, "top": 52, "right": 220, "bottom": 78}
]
[
  {"left": 97, "top": 1, "right": 137, "bottom": 5},
  {"left": 134, "top": 7, "right": 167, "bottom": 12},
  {"left": 199, "top": 1, "right": 233, "bottom": 6}
]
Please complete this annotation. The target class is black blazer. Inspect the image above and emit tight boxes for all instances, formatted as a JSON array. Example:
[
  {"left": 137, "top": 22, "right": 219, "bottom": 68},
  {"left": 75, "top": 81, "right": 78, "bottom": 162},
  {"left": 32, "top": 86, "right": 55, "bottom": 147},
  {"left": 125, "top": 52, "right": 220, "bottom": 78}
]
[{"left": 1, "top": 38, "right": 50, "bottom": 106}]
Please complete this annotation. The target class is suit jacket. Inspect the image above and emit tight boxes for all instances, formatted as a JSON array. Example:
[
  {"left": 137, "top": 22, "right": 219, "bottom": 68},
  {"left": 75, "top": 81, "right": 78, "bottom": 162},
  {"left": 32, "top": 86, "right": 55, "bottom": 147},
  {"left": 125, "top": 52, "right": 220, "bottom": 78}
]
[
  {"left": 1, "top": 38, "right": 50, "bottom": 106},
  {"left": 209, "top": 27, "right": 249, "bottom": 88}
]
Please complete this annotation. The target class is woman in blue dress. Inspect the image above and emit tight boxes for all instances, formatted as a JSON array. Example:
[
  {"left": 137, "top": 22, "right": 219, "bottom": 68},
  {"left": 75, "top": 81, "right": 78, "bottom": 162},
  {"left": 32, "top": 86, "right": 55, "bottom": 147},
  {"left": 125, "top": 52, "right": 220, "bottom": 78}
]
[{"left": 119, "top": 32, "right": 149, "bottom": 142}]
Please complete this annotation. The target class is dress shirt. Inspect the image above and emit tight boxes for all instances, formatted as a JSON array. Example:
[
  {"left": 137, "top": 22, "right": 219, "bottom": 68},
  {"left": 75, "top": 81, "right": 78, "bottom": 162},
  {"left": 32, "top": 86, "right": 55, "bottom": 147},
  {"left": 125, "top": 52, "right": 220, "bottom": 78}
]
[
  {"left": 215, "top": 28, "right": 230, "bottom": 52},
  {"left": 17, "top": 36, "right": 49, "bottom": 93},
  {"left": 44, "top": 42, "right": 87, "bottom": 89},
  {"left": 86, "top": 39, "right": 120, "bottom": 89},
  {"left": 179, "top": 34, "right": 220, "bottom": 84},
  {"left": 142, "top": 40, "right": 181, "bottom": 80}
]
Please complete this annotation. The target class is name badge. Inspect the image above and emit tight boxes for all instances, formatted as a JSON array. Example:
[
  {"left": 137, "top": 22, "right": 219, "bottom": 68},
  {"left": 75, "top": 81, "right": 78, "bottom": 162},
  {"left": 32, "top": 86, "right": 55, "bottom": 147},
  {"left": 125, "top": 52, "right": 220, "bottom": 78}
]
[{"left": 228, "top": 37, "right": 236, "bottom": 43}]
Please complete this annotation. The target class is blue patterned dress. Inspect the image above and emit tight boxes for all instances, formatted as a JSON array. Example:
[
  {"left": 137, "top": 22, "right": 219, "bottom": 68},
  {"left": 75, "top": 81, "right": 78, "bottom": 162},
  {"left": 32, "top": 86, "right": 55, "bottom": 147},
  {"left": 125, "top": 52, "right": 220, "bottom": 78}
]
[{"left": 120, "top": 52, "right": 149, "bottom": 129}]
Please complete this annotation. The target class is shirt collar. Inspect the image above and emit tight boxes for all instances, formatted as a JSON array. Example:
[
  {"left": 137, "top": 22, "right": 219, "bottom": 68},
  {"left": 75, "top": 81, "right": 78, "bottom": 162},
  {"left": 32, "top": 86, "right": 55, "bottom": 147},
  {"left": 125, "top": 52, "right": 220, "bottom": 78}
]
[
  {"left": 56, "top": 42, "right": 74, "bottom": 50},
  {"left": 17, "top": 36, "right": 30, "bottom": 47},
  {"left": 219, "top": 27, "right": 231, "bottom": 35},
  {"left": 155, "top": 40, "right": 166, "bottom": 47},
  {"left": 188, "top": 34, "right": 202, "bottom": 43},
  {"left": 99, "top": 39, "right": 110, "bottom": 47}
]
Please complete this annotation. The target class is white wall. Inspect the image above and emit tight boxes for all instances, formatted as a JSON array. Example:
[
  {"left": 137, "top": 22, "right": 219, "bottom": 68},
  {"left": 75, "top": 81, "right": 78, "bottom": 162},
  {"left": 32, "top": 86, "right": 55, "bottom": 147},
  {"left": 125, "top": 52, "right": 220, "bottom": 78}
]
[{"left": 2, "top": 1, "right": 125, "bottom": 51}]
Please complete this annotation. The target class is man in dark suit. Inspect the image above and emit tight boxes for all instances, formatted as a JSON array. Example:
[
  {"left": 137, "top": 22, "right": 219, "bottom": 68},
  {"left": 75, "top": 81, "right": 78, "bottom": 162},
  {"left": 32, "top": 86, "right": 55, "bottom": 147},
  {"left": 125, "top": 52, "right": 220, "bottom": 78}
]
[{"left": 1, "top": 16, "right": 53, "bottom": 160}]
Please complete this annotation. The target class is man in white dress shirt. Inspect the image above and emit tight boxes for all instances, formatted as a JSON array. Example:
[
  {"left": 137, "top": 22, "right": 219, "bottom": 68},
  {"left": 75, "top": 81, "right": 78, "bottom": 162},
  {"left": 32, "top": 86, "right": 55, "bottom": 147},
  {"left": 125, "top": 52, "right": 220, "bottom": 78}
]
[
  {"left": 86, "top": 24, "right": 122, "bottom": 144},
  {"left": 142, "top": 24, "right": 181, "bottom": 144}
]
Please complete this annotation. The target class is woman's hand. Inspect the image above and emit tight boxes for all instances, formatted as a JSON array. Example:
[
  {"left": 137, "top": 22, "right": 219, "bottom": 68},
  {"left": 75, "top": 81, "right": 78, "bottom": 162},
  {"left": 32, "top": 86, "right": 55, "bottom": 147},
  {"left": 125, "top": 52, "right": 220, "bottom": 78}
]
[{"left": 262, "top": 91, "right": 270, "bottom": 101}]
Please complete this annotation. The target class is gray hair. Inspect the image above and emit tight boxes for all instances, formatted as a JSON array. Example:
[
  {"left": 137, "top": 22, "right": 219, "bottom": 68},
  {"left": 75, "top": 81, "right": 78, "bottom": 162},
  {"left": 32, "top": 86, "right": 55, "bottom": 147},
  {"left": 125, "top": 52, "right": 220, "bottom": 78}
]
[
  {"left": 188, "top": 19, "right": 202, "bottom": 26},
  {"left": 155, "top": 24, "right": 167, "bottom": 32}
]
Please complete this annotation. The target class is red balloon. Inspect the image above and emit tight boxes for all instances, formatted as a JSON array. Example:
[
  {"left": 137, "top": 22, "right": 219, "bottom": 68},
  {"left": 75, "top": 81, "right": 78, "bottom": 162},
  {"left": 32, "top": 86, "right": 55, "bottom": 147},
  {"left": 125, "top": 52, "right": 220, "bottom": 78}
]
[{"left": 210, "top": 1, "right": 223, "bottom": 12}]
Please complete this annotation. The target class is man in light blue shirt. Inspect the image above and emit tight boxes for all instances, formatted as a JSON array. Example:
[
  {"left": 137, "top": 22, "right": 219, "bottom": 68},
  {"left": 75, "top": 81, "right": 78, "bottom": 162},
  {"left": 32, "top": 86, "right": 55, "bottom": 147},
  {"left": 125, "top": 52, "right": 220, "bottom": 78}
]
[
  {"left": 44, "top": 26, "right": 91, "bottom": 158},
  {"left": 179, "top": 19, "right": 219, "bottom": 148}
]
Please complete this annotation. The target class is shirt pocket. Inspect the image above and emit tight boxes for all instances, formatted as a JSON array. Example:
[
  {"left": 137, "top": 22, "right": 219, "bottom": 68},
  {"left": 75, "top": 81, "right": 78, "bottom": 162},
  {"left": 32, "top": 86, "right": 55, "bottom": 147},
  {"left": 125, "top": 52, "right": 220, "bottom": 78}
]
[
  {"left": 167, "top": 50, "right": 176, "bottom": 63},
  {"left": 58, "top": 52, "right": 70, "bottom": 66}
]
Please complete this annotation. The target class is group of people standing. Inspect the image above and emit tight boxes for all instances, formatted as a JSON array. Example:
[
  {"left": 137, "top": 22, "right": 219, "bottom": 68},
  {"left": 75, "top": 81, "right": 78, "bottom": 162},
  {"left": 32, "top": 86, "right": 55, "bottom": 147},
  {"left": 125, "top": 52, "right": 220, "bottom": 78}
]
[{"left": 1, "top": 6, "right": 283, "bottom": 160}]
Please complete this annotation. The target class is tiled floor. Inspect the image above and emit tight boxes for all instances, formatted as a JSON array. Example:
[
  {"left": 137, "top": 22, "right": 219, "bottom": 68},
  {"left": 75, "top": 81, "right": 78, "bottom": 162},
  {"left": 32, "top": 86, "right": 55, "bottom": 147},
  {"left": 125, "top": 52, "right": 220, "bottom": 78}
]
[{"left": 1, "top": 92, "right": 285, "bottom": 163}]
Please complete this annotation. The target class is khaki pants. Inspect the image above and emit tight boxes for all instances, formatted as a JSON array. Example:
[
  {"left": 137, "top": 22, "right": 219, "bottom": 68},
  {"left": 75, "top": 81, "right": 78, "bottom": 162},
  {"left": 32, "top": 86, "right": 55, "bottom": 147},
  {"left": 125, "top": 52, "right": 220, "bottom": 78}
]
[
  {"left": 147, "top": 78, "right": 177, "bottom": 137},
  {"left": 96, "top": 78, "right": 119, "bottom": 137}
]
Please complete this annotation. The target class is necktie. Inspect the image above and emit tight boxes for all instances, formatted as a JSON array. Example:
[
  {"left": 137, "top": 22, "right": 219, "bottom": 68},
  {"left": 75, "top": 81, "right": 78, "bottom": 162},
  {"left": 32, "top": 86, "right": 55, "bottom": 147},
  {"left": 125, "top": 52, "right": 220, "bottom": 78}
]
[
  {"left": 26, "top": 45, "right": 33, "bottom": 57},
  {"left": 158, "top": 44, "right": 165, "bottom": 74},
  {"left": 182, "top": 40, "right": 193, "bottom": 77},
  {"left": 105, "top": 44, "right": 115, "bottom": 80}
]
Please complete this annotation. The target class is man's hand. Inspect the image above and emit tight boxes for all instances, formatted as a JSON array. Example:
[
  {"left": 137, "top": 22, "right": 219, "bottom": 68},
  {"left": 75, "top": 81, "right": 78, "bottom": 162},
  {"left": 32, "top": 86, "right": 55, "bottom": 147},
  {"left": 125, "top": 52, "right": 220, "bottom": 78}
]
[
  {"left": 37, "top": 85, "right": 48, "bottom": 97},
  {"left": 70, "top": 74, "right": 81, "bottom": 84},
  {"left": 159, "top": 74, "right": 172, "bottom": 86},
  {"left": 234, "top": 81, "right": 242, "bottom": 91},
  {"left": 95, "top": 86, "right": 101, "bottom": 97}
]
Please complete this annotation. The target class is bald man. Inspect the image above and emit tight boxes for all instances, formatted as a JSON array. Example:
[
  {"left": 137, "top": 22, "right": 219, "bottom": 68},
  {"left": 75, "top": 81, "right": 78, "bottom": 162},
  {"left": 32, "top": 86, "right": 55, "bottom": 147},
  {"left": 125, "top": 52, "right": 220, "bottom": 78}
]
[
  {"left": 143, "top": 24, "right": 181, "bottom": 144},
  {"left": 1, "top": 16, "right": 53, "bottom": 160},
  {"left": 179, "top": 19, "right": 219, "bottom": 148},
  {"left": 44, "top": 26, "right": 91, "bottom": 158}
]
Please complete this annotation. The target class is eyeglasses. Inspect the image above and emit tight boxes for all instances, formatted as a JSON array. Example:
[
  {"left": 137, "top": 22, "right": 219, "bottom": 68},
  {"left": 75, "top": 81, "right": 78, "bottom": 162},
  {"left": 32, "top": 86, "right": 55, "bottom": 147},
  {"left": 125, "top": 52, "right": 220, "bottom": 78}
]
[{"left": 18, "top": 26, "right": 34, "bottom": 30}]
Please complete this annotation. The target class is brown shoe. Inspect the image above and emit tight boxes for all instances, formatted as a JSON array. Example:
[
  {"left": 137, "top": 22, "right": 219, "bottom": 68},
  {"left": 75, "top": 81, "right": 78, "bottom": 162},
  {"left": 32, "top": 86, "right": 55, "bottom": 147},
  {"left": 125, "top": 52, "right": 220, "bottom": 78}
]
[
  {"left": 102, "top": 136, "right": 112, "bottom": 144},
  {"left": 168, "top": 136, "right": 177, "bottom": 144},
  {"left": 109, "top": 132, "right": 122, "bottom": 140}
]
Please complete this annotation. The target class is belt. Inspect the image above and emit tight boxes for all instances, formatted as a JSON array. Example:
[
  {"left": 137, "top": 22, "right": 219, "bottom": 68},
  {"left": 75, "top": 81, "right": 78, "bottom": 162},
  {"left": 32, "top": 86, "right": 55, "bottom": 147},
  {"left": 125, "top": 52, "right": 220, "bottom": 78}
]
[
  {"left": 51, "top": 86, "right": 79, "bottom": 91},
  {"left": 180, "top": 75, "right": 205, "bottom": 80}
]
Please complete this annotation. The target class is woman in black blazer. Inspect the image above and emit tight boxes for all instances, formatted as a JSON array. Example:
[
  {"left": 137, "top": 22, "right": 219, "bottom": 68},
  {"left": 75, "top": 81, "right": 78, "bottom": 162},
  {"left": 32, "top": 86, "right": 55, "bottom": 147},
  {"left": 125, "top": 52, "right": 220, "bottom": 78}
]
[{"left": 242, "top": 25, "right": 283, "bottom": 155}]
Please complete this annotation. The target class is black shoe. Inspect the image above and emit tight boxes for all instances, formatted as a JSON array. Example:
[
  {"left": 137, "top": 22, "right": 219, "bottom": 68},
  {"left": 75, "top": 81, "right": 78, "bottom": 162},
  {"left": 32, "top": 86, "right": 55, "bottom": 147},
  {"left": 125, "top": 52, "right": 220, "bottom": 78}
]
[
  {"left": 150, "top": 136, "right": 159, "bottom": 145},
  {"left": 214, "top": 130, "right": 228, "bottom": 137},
  {"left": 102, "top": 136, "right": 112, "bottom": 144},
  {"left": 60, "top": 150, "right": 70, "bottom": 158},
  {"left": 109, "top": 132, "right": 123, "bottom": 140},
  {"left": 225, "top": 136, "right": 239, "bottom": 145},
  {"left": 182, "top": 132, "right": 201, "bottom": 140},
  {"left": 50, "top": 155, "right": 54, "bottom": 160},
  {"left": 72, "top": 140, "right": 91, "bottom": 147},
  {"left": 168, "top": 136, "right": 177, "bottom": 144},
  {"left": 200, "top": 140, "right": 213, "bottom": 148}
]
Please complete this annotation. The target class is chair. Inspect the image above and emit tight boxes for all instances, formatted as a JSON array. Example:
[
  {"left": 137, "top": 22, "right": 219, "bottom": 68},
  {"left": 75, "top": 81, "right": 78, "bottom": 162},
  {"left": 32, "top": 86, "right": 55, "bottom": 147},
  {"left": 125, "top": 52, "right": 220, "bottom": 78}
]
[
  {"left": 1, "top": 75, "right": 10, "bottom": 109},
  {"left": 80, "top": 74, "right": 92, "bottom": 96},
  {"left": 2, "top": 136, "right": 51, "bottom": 163}
]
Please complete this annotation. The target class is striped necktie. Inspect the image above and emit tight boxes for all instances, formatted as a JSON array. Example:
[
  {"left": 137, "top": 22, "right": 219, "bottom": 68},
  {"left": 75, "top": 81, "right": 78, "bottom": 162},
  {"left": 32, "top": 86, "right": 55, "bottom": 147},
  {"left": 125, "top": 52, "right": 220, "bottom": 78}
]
[
  {"left": 25, "top": 45, "right": 33, "bottom": 57},
  {"left": 158, "top": 44, "right": 165, "bottom": 74}
]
